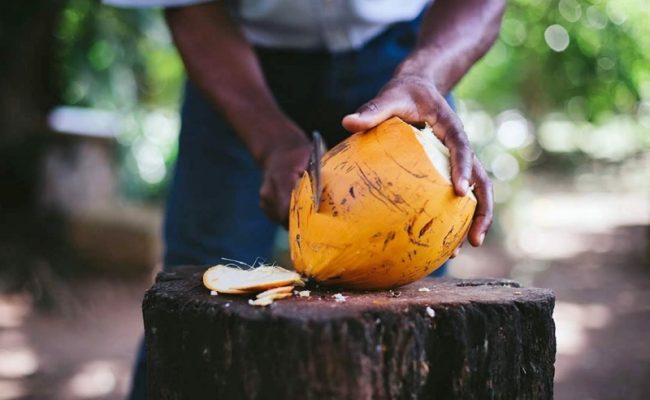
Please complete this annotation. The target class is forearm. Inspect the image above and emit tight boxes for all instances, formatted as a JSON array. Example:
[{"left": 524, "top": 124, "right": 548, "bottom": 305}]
[
  {"left": 165, "top": 3, "right": 307, "bottom": 165},
  {"left": 397, "top": 0, "right": 506, "bottom": 94}
]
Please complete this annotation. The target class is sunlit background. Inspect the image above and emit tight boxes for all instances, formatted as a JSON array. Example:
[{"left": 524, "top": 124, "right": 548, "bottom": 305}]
[{"left": 0, "top": 0, "right": 648, "bottom": 399}]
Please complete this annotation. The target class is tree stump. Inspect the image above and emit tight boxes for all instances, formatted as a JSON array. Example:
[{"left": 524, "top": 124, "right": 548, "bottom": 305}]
[{"left": 144, "top": 267, "right": 555, "bottom": 400}]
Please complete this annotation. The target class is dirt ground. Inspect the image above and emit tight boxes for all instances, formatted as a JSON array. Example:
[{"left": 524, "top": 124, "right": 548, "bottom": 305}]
[{"left": 0, "top": 175, "right": 648, "bottom": 399}]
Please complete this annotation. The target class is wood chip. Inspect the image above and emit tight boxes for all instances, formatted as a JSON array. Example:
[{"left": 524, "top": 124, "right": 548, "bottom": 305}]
[
  {"left": 418, "top": 288, "right": 430, "bottom": 292},
  {"left": 333, "top": 293, "right": 347, "bottom": 303},
  {"left": 426, "top": 306, "right": 436, "bottom": 318},
  {"left": 298, "top": 290, "right": 311, "bottom": 297}
]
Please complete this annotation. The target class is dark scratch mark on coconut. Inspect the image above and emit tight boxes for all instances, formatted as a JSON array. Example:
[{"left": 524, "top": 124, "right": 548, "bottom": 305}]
[
  {"left": 382, "top": 231, "right": 396, "bottom": 251},
  {"left": 408, "top": 237, "right": 430, "bottom": 247},
  {"left": 450, "top": 216, "right": 473, "bottom": 246},
  {"left": 372, "top": 134, "right": 430, "bottom": 179},
  {"left": 325, "top": 189, "right": 339, "bottom": 217},
  {"left": 349, "top": 186, "right": 356, "bottom": 198},
  {"left": 418, "top": 218, "right": 434, "bottom": 238},
  {"left": 333, "top": 161, "right": 348, "bottom": 171},
  {"left": 387, "top": 154, "right": 428, "bottom": 179},
  {"left": 356, "top": 167, "right": 392, "bottom": 209},
  {"left": 356, "top": 163, "right": 407, "bottom": 213},
  {"left": 325, "top": 141, "right": 350, "bottom": 159},
  {"left": 415, "top": 200, "right": 434, "bottom": 220},
  {"left": 406, "top": 216, "right": 416, "bottom": 237},
  {"left": 443, "top": 225, "right": 456, "bottom": 247}
]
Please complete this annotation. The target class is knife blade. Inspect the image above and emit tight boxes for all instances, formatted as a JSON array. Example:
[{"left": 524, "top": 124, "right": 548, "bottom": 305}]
[{"left": 308, "top": 131, "right": 326, "bottom": 211}]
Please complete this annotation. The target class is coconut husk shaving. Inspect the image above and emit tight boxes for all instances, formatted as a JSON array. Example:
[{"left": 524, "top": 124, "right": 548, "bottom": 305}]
[{"left": 203, "top": 264, "right": 304, "bottom": 306}]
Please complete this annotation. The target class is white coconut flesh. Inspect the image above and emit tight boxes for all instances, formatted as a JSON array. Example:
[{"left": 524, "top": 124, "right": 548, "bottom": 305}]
[
  {"left": 411, "top": 124, "right": 452, "bottom": 183},
  {"left": 256, "top": 286, "right": 295, "bottom": 299},
  {"left": 412, "top": 124, "right": 476, "bottom": 200},
  {"left": 203, "top": 265, "right": 303, "bottom": 294}
]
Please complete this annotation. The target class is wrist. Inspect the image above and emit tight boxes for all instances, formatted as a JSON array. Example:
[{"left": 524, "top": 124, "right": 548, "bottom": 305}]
[
  {"left": 395, "top": 47, "right": 456, "bottom": 95},
  {"left": 246, "top": 119, "right": 309, "bottom": 168},
  {"left": 216, "top": 93, "right": 308, "bottom": 166}
]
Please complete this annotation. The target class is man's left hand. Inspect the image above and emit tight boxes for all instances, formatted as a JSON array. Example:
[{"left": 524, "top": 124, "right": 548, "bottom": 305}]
[{"left": 341, "top": 74, "right": 493, "bottom": 249}]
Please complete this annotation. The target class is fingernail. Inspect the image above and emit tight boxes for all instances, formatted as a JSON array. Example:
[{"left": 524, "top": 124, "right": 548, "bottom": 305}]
[
  {"left": 478, "top": 233, "right": 485, "bottom": 246},
  {"left": 347, "top": 113, "right": 360, "bottom": 119},
  {"left": 459, "top": 179, "right": 469, "bottom": 195}
]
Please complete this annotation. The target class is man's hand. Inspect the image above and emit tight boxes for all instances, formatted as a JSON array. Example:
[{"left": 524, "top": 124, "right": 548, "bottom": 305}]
[
  {"left": 259, "top": 140, "right": 311, "bottom": 227},
  {"left": 341, "top": 0, "right": 504, "bottom": 249},
  {"left": 342, "top": 74, "right": 493, "bottom": 248}
]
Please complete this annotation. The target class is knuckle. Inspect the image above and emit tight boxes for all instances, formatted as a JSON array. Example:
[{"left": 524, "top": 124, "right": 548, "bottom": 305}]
[
  {"left": 453, "top": 145, "right": 473, "bottom": 163},
  {"left": 455, "top": 131, "right": 470, "bottom": 147},
  {"left": 446, "top": 130, "right": 469, "bottom": 148},
  {"left": 434, "top": 108, "right": 451, "bottom": 125},
  {"left": 360, "top": 100, "right": 380, "bottom": 114}
]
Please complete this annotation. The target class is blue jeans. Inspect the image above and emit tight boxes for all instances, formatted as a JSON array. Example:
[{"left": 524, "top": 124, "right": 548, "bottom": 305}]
[{"left": 129, "top": 15, "right": 454, "bottom": 400}]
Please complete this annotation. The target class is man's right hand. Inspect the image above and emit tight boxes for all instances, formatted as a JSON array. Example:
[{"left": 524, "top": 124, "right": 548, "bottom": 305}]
[
  {"left": 259, "top": 139, "right": 311, "bottom": 227},
  {"left": 166, "top": 2, "right": 311, "bottom": 227}
]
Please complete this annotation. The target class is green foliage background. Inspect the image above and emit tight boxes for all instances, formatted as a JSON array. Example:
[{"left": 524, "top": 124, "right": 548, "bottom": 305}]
[{"left": 457, "top": 0, "right": 649, "bottom": 120}]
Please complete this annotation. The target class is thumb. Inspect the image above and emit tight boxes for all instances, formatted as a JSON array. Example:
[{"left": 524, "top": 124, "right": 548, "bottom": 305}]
[{"left": 342, "top": 95, "right": 401, "bottom": 133}]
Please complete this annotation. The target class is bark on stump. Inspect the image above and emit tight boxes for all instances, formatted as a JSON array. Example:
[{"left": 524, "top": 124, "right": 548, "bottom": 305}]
[{"left": 144, "top": 267, "right": 555, "bottom": 399}]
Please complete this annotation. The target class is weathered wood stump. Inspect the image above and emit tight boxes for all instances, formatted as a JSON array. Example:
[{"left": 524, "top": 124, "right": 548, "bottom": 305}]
[{"left": 144, "top": 267, "right": 555, "bottom": 399}]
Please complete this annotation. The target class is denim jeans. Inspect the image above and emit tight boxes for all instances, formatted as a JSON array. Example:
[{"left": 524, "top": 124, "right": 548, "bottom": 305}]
[{"left": 128, "top": 14, "right": 454, "bottom": 399}]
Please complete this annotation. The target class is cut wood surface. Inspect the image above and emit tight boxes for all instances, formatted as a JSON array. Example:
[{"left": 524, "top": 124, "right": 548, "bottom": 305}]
[{"left": 144, "top": 266, "right": 555, "bottom": 400}]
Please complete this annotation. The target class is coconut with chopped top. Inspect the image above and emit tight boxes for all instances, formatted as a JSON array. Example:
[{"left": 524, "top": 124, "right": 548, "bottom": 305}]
[{"left": 289, "top": 117, "right": 476, "bottom": 289}]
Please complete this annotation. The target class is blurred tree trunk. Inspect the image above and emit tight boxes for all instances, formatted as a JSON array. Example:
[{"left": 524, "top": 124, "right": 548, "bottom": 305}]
[{"left": 0, "top": 1, "right": 64, "bottom": 210}]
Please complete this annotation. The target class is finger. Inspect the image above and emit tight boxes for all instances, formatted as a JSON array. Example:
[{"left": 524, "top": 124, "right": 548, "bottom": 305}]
[
  {"left": 468, "top": 156, "right": 493, "bottom": 247},
  {"left": 276, "top": 192, "right": 291, "bottom": 229},
  {"left": 259, "top": 179, "right": 272, "bottom": 211},
  {"left": 430, "top": 102, "right": 473, "bottom": 197},
  {"left": 342, "top": 91, "right": 409, "bottom": 133},
  {"left": 260, "top": 178, "right": 284, "bottom": 225}
]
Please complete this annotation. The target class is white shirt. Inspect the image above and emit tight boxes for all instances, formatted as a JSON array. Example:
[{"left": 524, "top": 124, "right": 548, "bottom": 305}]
[{"left": 104, "top": 0, "right": 431, "bottom": 53}]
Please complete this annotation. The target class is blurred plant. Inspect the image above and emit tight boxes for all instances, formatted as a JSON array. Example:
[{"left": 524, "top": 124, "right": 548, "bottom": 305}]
[
  {"left": 55, "top": 0, "right": 183, "bottom": 199},
  {"left": 455, "top": 0, "right": 650, "bottom": 211},
  {"left": 457, "top": 0, "right": 649, "bottom": 121},
  {"left": 56, "top": 0, "right": 182, "bottom": 109}
]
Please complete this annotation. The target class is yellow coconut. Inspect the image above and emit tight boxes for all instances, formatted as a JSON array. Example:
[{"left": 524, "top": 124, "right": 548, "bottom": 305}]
[{"left": 288, "top": 117, "right": 476, "bottom": 289}]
